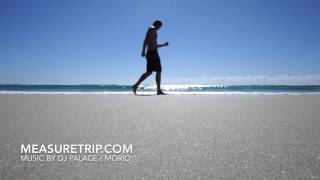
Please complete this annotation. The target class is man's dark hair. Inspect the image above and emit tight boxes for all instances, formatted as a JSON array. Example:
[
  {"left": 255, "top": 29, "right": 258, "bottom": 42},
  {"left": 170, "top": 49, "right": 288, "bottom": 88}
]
[{"left": 153, "top": 20, "right": 162, "bottom": 27}]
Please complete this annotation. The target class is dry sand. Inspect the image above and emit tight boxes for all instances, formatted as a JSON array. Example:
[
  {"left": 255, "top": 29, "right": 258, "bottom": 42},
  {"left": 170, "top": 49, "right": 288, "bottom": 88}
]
[{"left": 0, "top": 94, "right": 319, "bottom": 179}]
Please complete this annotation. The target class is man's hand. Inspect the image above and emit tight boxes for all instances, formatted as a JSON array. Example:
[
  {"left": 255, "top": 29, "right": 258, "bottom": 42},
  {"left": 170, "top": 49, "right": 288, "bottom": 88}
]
[
  {"left": 141, "top": 51, "right": 145, "bottom": 57},
  {"left": 157, "top": 42, "right": 169, "bottom": 48}
]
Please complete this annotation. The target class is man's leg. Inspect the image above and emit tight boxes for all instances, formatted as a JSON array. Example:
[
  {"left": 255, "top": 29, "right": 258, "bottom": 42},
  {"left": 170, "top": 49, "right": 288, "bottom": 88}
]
[
  {"left": 132, "top": 71, "right": 152, "bottom": 94},
  {"left": 156, "top": 71, "right": 165, "bottom": 95}
]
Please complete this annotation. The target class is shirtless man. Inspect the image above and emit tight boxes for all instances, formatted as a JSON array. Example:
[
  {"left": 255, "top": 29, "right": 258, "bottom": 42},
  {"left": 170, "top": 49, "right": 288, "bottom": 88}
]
[{"left": 132, "top": 20, "right": 169, "bottom": 95}]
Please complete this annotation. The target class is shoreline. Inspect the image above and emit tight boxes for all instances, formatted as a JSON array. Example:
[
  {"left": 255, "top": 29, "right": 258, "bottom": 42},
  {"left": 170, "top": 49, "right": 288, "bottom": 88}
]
[{"left": 1, "top": 91, "right": 320, "bottom": 95}]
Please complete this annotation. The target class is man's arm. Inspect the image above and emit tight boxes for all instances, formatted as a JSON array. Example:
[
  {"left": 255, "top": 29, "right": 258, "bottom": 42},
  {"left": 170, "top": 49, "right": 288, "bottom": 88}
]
[
  {"left": 141, "top": 29, "right": 151, "bottom": 57},
  {"left": 157, "top": 42, "right": 169, "bottom": 48}
]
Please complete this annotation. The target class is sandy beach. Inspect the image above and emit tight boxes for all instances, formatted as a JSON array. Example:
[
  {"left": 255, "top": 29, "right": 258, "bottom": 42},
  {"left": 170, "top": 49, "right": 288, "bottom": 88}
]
[{"left": 0, "top": 94, "right": 319, "bottom": 179}]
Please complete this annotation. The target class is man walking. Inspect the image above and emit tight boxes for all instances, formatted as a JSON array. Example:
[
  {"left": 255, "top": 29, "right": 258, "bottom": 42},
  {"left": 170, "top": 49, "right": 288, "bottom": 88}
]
[{"left": 132, "top": 20, "right": 169, "bottom": 95}]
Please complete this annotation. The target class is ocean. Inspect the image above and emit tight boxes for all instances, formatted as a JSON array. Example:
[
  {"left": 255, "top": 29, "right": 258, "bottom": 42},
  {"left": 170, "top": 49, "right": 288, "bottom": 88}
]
[{"left": 0, "top": 84, "right": 319, "bottom": 95}]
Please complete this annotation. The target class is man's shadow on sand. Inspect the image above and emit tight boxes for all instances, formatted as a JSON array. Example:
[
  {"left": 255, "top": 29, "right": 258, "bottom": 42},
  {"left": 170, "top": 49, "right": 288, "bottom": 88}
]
[{"left": 134, "top": 94, "right": 168, "bottom": 96}]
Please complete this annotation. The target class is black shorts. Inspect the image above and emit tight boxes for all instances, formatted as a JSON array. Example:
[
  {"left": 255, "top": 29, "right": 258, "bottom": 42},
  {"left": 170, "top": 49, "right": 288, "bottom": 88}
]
[{"left": 146, "top": 50, "right": 162, "bottom": 72}]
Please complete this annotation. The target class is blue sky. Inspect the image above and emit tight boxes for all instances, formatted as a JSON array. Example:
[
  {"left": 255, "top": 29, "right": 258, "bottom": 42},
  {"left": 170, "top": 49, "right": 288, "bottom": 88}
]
[{"left": 0, "top": 0, "right": 320, "bottom": 84}]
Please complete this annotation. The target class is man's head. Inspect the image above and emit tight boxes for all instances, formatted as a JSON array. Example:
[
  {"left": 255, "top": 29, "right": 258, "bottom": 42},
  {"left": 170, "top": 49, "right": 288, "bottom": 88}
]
[{"left": 153, "top": 20, "right": 162, "bottom": 30}]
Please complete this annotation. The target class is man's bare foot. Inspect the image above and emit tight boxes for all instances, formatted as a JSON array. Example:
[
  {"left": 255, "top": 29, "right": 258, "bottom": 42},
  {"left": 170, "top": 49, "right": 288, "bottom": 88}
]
[
  {"left": 132, "top": 85, "right": 138, "bottom": 95},
  {"left": 157, "top": 90, "right": 166, "bottom": 95}
]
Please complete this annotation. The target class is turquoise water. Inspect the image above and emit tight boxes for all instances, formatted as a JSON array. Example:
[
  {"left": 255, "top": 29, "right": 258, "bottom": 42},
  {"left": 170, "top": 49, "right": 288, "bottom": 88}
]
[{"left": 0, "top": 84, "right": 319, "bottom": 94}]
